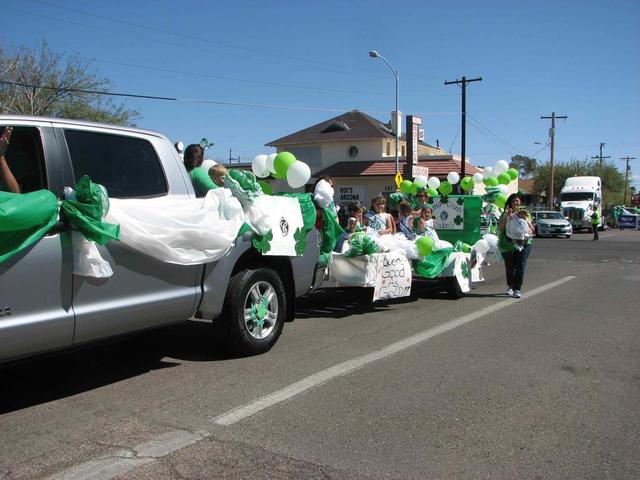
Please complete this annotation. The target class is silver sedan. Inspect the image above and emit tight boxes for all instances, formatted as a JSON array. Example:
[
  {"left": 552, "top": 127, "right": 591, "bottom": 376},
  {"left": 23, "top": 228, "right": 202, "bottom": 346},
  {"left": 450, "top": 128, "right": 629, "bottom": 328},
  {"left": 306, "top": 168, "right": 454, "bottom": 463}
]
[{"left": 532, "top": 211, "right": 573, "bottom": 238}]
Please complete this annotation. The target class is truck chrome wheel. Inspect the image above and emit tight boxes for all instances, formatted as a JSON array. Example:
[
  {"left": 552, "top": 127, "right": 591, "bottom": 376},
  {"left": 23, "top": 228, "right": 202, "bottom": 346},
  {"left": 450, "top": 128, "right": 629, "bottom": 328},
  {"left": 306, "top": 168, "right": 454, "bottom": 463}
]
[
  {"left": 243, "top": 281, "right": 278, "bottom": 340},
  {"left": 222, "top": 267, "right": 287, "bottom": 356}
]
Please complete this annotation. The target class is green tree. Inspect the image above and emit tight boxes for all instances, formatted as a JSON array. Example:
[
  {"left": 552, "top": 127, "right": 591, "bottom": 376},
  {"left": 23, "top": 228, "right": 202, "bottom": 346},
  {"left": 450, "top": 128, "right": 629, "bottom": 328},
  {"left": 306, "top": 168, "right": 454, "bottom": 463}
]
[
  {"left": 532, "top": 157, "right": 626, "bottom": 210},
  {"left": 510, "top": 154, "right": 538, "bottom": 178},
  {"left": 0, "top": 42, "right": 138, "bottom": 126}
]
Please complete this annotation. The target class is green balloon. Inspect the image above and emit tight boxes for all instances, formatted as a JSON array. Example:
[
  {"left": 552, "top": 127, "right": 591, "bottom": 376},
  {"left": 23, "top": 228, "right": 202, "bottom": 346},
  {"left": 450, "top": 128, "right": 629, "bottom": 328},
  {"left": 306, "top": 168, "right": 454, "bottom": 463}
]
[
  {"left": 400, "top": 180, "right": 413, "bottom": 194},
  {"left": 495, "top": 192, "right": 508, "bottom": 209},
  {"left": 416, "top": 236, "right": 434, "bottom": 257},
  {"left": 409, "top": 183, "right": 419, "bottom": 195},
  {"left": 258, "top": 180, "right": 272, "bottom": 195},
  {"left": 427, "top": 188, "right": 438, "bottom": 198},
  {"left": 498, "top": 173, "right": 511, "bottom": 185},
  {"left": 507, "top": 168, "right": 519, "bottom": 180},
  {"left": 273, "top": 152, "right": 296, "bottom": 179},
  {"left": 485, "top": 177, "right": 499, "bottom": 187},
  {"left": 460, "top": 176, "right": 474, "bottom": 191},
  {"left": 439, "top": 181, "right": 453, "bottom": 195},
  {"left": 461, "top": 243, "right": 472, "bottom": 253}
]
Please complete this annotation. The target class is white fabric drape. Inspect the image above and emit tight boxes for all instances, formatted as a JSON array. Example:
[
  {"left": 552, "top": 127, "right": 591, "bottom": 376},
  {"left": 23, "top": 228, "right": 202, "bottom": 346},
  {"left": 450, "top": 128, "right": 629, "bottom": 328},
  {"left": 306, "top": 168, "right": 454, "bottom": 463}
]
[{"left": 105, "top": 188, "right": 245, "bottom": 265}]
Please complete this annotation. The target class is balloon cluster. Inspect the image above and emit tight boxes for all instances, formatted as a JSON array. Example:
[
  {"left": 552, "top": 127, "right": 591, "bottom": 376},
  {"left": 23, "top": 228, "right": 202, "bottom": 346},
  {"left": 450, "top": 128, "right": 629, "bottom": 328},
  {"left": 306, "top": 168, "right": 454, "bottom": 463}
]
[{"left": 251, "top": 152, "right": 311, "bottom": 190}]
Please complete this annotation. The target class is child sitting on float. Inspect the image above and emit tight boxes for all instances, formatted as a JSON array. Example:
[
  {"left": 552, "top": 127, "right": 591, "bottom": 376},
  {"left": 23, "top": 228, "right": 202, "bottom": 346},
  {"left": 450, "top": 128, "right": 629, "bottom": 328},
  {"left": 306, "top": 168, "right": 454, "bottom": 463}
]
[
  {"left": 417, "top": 204, "right": 440, "bottom": 242},
  {"left": 364, "top": 196, "right": 394, "bottom": 235},
  {"left": 208, "top": 164, "right": 229, "bottom": 188},
  {"left": 397, "top": 200, "right": 417, "bottom": 240}
]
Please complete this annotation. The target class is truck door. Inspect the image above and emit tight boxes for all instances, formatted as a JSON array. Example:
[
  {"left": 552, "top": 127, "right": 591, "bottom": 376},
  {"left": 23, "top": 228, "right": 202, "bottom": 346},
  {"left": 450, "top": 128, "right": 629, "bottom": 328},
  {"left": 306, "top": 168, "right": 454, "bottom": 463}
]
[
  {"left": 56, "top": 127, "right": 202, "bottom": 343},
  {"left": 0, "top": 123, "right": 74, "bottom": 362}
]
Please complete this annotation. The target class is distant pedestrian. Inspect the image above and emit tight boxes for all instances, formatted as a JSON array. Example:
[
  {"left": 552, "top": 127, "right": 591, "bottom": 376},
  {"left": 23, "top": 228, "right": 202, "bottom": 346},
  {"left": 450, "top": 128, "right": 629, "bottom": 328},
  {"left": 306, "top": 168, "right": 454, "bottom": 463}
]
[
  {"left": 591, "top": 210, "right": 600, "bottom": 240},
  {"left": 498, "top": 193, "right": 534, "bottom": 299}
]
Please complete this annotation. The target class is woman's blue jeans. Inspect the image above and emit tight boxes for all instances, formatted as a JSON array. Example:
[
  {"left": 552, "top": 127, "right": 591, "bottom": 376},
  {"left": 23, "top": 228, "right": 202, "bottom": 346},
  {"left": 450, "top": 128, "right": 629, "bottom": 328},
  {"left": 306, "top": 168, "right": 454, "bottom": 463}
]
[{"left": 502, "top": 245, "right": 531, "bottom": 291}]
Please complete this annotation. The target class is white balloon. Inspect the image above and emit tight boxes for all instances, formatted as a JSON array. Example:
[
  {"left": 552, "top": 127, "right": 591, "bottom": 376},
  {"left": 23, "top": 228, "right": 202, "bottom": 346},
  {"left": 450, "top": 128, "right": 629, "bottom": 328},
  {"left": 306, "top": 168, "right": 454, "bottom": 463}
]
[
  {"left": 427, "top": 177, "right": 441, "bottom": 189},
  {"left": 494, "top": 160, "right": 509, "bottom": 174},
  {"left": 200, "top": 159, "right": 217, "bottom": 173},
  {"left": 473, "top": 239, "right": 490, "bottom": 254},
  {"left": 267, "top": 153, "right": 277, "bottom": 175},
  {"left": 497, "top": 184, "right": 510, "bottom": 194},
  {"left": 286, "top": 161, "right": 311, "bottom": 189},
  {"left": 472, "top": 172, "right": 484, "bottom": 183},
  {"left": 252, "top": 154, "right": 270, "bottom": 178},
  {"left": 414, "top": 175, "right": 428, "bottom": 186},
  {"left": 447, "top": 171, "right": 460, "bottom": 185}
]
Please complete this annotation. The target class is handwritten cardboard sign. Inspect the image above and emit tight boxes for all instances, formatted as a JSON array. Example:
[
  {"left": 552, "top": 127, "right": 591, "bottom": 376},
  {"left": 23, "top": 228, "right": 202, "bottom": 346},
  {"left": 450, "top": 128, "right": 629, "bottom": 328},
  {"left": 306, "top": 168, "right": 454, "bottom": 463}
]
[{"left": 373, "top": 252, "right": 412, "bottom": 301}]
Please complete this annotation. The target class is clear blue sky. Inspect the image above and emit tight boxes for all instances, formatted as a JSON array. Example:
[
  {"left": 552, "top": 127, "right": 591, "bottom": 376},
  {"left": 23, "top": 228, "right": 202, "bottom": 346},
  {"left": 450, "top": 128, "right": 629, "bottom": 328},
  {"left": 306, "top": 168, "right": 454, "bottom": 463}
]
[{"left": 3, "top": 0, "right": 639, "bottom": 187}]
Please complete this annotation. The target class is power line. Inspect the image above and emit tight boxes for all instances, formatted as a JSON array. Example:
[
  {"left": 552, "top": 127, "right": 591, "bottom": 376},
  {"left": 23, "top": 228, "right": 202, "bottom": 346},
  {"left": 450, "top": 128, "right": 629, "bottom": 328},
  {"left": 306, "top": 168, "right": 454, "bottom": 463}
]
[
  {"left": 0, "top": 79, "right": 457, "bottom": 116},
  {"left": 26, "top": 0, "right": 390, "bottom": 79},
  {"left": 0, "top": 41, "right": 389, "bottom": 97},
  {"left": 466, "top": 113, "right": 522, "bottom": 153}
]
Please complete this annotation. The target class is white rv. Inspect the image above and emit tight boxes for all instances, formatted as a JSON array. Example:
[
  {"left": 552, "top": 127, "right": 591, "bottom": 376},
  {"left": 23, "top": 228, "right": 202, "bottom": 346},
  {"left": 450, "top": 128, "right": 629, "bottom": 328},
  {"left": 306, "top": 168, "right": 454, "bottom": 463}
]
[{"left": 560, "top": 176, "right": 603, "bottom": 230}]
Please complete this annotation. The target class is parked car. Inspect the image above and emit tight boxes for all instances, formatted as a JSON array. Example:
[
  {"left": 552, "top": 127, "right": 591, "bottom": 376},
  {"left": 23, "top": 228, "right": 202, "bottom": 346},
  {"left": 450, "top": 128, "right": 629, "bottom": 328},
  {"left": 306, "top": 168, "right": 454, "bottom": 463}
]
[
  {"left": 0, "top": 116, "right": 324, "bottom": 363},
  {"left": 531, "top": 210, "right": 572, "bottom": 238}
]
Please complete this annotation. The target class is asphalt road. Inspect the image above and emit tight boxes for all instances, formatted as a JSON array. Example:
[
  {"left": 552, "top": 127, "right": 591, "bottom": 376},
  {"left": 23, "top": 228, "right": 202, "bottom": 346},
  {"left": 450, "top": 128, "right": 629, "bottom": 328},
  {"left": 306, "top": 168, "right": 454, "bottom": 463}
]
[{"left": 1, "top": 230, "right": 639, "bottom": 480}]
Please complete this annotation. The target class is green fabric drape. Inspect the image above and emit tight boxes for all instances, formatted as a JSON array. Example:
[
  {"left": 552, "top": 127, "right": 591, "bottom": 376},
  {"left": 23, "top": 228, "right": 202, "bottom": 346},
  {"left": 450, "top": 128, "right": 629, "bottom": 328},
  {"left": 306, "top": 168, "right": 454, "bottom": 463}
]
[
  {"left": 60, "top": 176, "right": 119, "bottom": 245},
  {"left": 0, "top": 189, "right": 59, "bottom": 264},
  {"left": 319, "top": 207, "right": 344, "bottom": 265},
  {"left": 1, "top": 176, "right": 120, "bottom": 265},
  {"left": 413, "top": 247, "right": 455, "bottom": 278}
]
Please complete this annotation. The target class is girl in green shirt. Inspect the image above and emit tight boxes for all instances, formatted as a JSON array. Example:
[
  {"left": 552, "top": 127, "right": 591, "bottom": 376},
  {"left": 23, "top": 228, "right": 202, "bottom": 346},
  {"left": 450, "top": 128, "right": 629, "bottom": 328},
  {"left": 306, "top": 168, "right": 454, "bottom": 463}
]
[{"left": 184, "top": 144, "right": 217, "bottom": 197}]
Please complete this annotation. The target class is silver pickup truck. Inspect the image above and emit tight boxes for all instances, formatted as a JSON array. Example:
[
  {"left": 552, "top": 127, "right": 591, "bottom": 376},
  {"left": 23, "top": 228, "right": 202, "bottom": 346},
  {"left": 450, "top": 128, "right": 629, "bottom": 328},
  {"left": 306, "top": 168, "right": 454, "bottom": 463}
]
[{"left": 0, "top": 115, "right": 323, "bottom": 362}]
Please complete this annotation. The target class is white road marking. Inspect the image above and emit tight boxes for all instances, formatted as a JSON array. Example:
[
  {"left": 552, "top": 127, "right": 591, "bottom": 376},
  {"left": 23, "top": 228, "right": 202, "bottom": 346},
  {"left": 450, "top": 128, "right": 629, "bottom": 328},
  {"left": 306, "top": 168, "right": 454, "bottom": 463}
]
[
  {"left": 213, "top": 275, "right": 577, "bottom": 426},
  {"left": 45, "top": 275, "right": 576, "bottom": 479}
]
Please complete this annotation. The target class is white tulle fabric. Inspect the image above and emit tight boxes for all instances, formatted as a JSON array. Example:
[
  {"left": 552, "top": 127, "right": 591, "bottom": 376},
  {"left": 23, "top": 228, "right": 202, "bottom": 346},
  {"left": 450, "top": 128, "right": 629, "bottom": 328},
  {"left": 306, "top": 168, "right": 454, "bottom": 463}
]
[{"left": 105, "top": 188, "right": 245, "bottom": 265}]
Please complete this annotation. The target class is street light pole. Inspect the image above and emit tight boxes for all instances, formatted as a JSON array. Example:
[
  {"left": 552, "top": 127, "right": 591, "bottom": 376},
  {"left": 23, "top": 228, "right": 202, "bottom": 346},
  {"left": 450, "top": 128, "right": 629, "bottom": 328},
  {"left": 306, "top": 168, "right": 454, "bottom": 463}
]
[{"left": 369, "top": 50, "right": 400, "bottom": 175}]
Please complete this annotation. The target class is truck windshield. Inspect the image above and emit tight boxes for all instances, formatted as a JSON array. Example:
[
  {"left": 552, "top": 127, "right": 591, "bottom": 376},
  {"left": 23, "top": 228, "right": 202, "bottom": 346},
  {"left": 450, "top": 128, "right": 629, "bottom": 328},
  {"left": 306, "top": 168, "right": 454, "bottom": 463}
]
[{"left": 561, "top": 192, "right": 594, "bottom": 202}]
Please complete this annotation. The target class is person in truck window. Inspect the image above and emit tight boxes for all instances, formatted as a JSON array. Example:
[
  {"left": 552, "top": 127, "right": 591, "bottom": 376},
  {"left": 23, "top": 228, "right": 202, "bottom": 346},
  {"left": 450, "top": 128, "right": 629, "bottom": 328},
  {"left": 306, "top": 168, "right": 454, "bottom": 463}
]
[
  {"left": 0, "top": 126, "right": 19, "bottom": 193},
  {"left": 183, "top": 144, "right": 217, "bottom": 196}
]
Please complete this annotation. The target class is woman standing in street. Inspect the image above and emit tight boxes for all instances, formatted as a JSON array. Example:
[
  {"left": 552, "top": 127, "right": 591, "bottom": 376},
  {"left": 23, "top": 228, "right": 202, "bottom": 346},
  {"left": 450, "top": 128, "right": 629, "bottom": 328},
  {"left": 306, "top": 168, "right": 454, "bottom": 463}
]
[{"left": 498, "top": 193, "right": 534, "bottom": 298}]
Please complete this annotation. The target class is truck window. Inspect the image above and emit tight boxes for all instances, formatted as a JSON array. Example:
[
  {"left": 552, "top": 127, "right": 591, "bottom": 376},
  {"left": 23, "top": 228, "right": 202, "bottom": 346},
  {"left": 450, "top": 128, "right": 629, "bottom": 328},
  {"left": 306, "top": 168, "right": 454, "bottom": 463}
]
[
  {"left": 64, "top": 130, "right": 168, "bottom": 198},
  {"left": 560, "top": 192, "right": 594, "bottom": 202},
  {"left": 0, "top": 126, "right": 47, "bottom": 193}
]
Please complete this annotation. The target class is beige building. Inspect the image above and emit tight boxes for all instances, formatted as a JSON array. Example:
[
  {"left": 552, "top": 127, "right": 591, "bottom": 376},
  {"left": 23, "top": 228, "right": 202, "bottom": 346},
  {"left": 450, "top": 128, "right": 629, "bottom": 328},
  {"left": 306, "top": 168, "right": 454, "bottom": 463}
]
[{"left": 265, "top": 110, "right": 481, "bottom": 210}]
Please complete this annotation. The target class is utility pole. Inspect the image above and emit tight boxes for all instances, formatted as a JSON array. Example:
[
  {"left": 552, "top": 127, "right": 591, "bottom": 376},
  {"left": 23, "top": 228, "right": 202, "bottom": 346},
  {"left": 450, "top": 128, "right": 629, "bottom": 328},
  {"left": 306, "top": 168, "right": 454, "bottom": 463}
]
[
  {"left": 445, "top": 75, "right": 482, "bottom": 180},
  {"left": 620, "top": 156, "right": 636, "bottom": 205},
  {"left": 592, "top": 142, "right": 610, "bottom": 169},
  {"left": 541, "top": 112, "right": 567, "bottom": 209}
]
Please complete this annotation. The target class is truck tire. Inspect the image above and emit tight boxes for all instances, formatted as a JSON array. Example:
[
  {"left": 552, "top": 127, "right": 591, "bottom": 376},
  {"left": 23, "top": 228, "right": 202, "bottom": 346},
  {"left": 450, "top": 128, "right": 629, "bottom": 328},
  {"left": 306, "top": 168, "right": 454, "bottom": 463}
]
[
  {"left": 221, "top": 268, "right": 286, "bottom": 356},
  {"left": 444, "top": 276, "right": 464, "bottom": 299}
]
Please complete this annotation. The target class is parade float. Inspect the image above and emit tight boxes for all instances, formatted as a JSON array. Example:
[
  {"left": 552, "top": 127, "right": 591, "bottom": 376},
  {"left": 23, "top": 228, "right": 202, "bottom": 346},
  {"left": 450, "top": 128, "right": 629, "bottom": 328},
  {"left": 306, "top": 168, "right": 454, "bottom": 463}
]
[
  {"left": 321, "top": 160, "right": 516, "bottom": 300},
  {"left": 1, "top": 150, "right": 514, "bottom": 304}
]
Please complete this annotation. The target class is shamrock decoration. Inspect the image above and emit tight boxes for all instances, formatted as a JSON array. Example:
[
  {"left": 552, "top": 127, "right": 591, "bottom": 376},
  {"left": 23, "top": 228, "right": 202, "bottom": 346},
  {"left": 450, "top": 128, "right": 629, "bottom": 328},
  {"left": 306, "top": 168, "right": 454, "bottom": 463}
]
[
  {"left": 249, "top": 294, "right": 270, "bottom": 329},
  {"left": 199, "top": 137, "right": 215, "bottom": 149},
  {"left": 457, "top": 197, "right": 465, "bottom": 206},
  {"left": 252, "top": 230, "right": 273, "bottom": 254},
  {"left": 440, "top": 196, "right": 449, "bottom": 204},
  {"left": 454, "top": 215, "right": 463, "bottom": 226},
  {"left": 461, "top": 261, "right": 470, "bottom": 279},
  {"left": 294, "top": 227, "right": 306, "bottom": 256}
]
